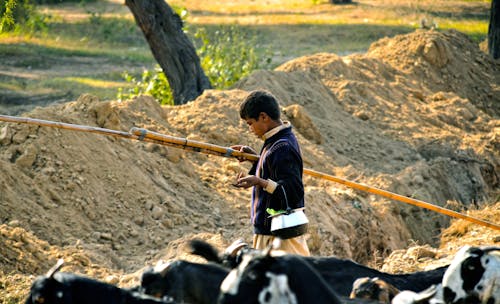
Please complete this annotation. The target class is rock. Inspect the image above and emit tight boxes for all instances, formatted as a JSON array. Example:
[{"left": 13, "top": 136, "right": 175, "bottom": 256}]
[
  {"left": 16, "top": 145, "right": 37, "bottom": 168},
  {"left": 283, "top": 104, "right": 323, "bottom": 144},
  {"left": 151, "top": 206, "right": 165, "bottom": 220},
  {"left": 0, "top": 126, "right": 12, "bottom": 145}
]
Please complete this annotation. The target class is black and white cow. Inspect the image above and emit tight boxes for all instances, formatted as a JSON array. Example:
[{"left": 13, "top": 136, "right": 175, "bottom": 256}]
[
  {"left": 218, "top": 246, "right": 344, "bottom": 304},
  {"left": 188, "top": 239, "right": 448, "bottom": 297},
  {"left": 391, "top": 284, "right": 443, "bottom": 304},
  {"left": 392, "top": 245, "right": 500, "bottom": 304},
  {"left": 441, "top": 245, "right": 500, "bottom": 304}
]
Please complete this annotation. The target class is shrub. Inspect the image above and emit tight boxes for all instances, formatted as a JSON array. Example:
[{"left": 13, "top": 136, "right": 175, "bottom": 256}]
[
  {"left": 33, "top": 0, "right": 96, "bottom": 3},
  {"left": 117, "top": 67, "right": 174, "bottom": 106},
  {"left": 119, "top": 25, "right": 270, "bottom": 105},
  {"left": 194, "top": 26, "right": 263, "bottom": 89},
  {"left": 1, "top": 0, "right": 47, "bottom": 33}
]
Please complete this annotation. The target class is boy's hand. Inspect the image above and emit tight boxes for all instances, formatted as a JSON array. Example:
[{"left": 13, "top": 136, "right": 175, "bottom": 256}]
[
  {"left": 230, "top": 145, "right": 257, "bottom": 162},
  {"left": 233, "top": 172, "right": 266, "bottom": 189}
]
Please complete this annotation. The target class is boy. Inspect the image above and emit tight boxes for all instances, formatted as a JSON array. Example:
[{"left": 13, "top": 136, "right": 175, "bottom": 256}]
[{"left": 232, "top": 90, "right": 310, "bottom": 256}]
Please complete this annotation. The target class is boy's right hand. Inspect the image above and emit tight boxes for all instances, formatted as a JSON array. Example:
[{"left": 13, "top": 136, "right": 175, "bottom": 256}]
[{"left": 230, "top": 145, "right": 257, "bottom": 162}]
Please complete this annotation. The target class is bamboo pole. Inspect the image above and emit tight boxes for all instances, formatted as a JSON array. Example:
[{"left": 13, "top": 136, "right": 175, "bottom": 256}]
[
  {"left": 129, "top": 127, "right": 259, "bottom": 161},
  {"left": 303, "top": 169, "right": 500, "bottom": 231},
  {"left": 1, "top": 114, "right": 499, "bottom": 231},
  {"left": 131, "top": 128, "right": 499, "bottom": 231}
]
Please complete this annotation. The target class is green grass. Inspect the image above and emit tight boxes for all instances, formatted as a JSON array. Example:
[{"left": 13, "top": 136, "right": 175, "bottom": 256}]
[
  {"left": 0, "top": 0, "right": 491, "bottom": 106},
  {"left": 41, "top": 76, "right": 132, "bottom": 100}
]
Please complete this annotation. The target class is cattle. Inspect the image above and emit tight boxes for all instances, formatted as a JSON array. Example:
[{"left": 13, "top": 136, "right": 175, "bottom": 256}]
[
  {"left": 441, "top": 246, "right": 500, "bottom": 304},
  {"left": 350, "top": 277, "right": 401, "bottom": 303},
  {"left": 140, "top": 259, "right": 230, "bottom": 304},
  {"left": 25, "top": 259, "right": 173, "bottom": 304},
  {"left": 188, "top": 239, "right": 448, "bottom": 297},
  {"left": 188, "top": 238, "right": 250, "bottom": 268},
  {"left": 392, "top": 245, "right": 500, "bottom": 304},
  {"left": 218, "top": 246, "right": 344, "bottom": 304},
  {"left": 391, "top": 284, "right": 442, "bottom": 304}
]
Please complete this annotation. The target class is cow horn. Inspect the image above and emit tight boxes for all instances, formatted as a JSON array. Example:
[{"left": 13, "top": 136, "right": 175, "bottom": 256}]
[
  {"left": 263, "top": 244, "right": 274, "bottom": 257},
  {"left": 413, "top": 284, "right": 438, "bottom": 301},
  {"left": 46, "top": 259, "right": 64, "bottom": 278},
  {"left": 224, "top": 238, "right": 248, "bottom": 257},
  {"left": 481, "top": 246, "right": 500, "bottom": 253},
  {"left": 154, "top": 260, "right": 172, "bottom": 277}
]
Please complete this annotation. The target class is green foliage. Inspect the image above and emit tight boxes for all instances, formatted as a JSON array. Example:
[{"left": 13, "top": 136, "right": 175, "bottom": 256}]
[
  {"left": 0, "top": 0, "right": 47, "bottom": 33},
  {"left": 85, "top": 12, "right": 139, "bottom": 43},
  {"left": 119, "top": 25, "right": 271, "bottom": 105},
  {"left": 117, "top": 67, "right": 174, "bottom": 106},
  {"left": 33, "top": 0, "right": 96, "bottom": 3},
  {"left": 195, "top": 26, "right": 264, "bottom": 89},
  {"left": 1, "top": 0, "right": 17, "bottom": 32}
]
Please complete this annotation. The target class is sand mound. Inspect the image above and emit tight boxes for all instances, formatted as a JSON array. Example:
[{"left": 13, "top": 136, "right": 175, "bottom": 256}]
[{"left": 1, "top": 29, "right": 499, "bottom": 301}]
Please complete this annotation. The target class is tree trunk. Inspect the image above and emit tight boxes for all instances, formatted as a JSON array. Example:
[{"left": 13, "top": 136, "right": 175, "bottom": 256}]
[
  {"left": 488, "top": 0, "right": 500, "bottom": 59},
  {"left": 125, "top": 0, "right": 211, "bottom": 105}
]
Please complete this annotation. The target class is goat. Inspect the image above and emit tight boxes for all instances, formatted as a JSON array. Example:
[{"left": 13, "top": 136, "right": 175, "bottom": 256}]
[
  {"left": 24, "top": 259, "right": 172, "bottom": 304},
  {"left": 188, "top": 238, "right": 448, "bottom": 297},
  {"left": 140, "top": 259, "right": 229, "bottom": 304}
]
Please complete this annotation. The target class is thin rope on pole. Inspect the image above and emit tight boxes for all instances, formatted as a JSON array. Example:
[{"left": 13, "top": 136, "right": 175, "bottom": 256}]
[{"left": 1, "top": 114, "right": 498, "bottom": 231}]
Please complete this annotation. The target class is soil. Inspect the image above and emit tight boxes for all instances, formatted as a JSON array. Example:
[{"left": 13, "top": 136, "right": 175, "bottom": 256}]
[{"left": 0, "top": 29, "right": 499, "bottom": 302}]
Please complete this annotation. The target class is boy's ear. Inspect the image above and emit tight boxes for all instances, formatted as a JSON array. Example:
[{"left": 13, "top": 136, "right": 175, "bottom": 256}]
[{"left": 259, "top": 112, "right": 269, "bottom": 121}]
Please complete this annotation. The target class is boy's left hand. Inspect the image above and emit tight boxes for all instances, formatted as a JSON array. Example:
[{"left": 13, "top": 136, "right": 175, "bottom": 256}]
[{"left": 233, "top": 173, "right": 264, "bottom": 189}]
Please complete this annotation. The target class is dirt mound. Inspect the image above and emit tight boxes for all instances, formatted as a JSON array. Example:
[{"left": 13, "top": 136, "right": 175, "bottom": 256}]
[{"left": 1, "top": 29, "right": 499, "bottom": 301}]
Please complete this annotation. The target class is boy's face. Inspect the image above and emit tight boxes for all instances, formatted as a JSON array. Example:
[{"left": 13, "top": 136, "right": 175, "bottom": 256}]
[{"left": 244, "top": 112, "right": 270, "bottom": 138}]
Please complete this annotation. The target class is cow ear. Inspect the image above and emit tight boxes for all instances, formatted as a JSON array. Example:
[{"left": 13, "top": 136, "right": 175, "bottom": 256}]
[{"left": 46, "top": 259, "right": 64, "bottom": 278}]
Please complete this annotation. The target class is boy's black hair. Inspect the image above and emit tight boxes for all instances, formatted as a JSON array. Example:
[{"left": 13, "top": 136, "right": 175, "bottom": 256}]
[{"left": 239, "top": 90, "right": 281, "bottom": 121}]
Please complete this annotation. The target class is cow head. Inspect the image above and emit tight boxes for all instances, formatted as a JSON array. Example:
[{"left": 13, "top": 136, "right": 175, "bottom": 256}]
[
  {"left": 140, "top": 260, "right": 173, "bottom": 298},
  {"left": 219, "top": 247, "right": 298, "bottom": 304},
  {"left": 26, "top": 259, "right": 66, "bottom": 304},
  {"left": 350, "top": 277, "right": 400, "bottom": 303},
  {"left": 442, "top": 246, "right": 500, "bottom": 304}
]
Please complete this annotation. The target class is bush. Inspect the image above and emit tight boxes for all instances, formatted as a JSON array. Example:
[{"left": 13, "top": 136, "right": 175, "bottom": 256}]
[
  {"left": 118, "top": 5, "right": 271, "bottom": 105},
  {"left": 33, "top": 0, "right": 96, "bottom": 4},
  {"left": 1, "top": 0, "right": 47, "bottom": 33},
  {"left": 119, "top": 25, "right": 270, "bottom": 105},
  {"left": 195, "top": 26, "right": 263, "bottom": 89},
  {"left": 117, "top": 67, "right": 174, "bottom": 106}
]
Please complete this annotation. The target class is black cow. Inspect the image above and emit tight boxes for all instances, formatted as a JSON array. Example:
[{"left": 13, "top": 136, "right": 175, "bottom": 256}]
[
  {"left": 25, "top": 259, "right": 172, "bottom": 304},
  {"left": 141, "top": 259, "right": 229, "bottom": 304}
]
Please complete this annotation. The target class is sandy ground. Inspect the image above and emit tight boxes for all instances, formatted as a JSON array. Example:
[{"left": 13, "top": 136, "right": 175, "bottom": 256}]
[{"left": 0, "top": 29, "right": 499, "bottom": 302}]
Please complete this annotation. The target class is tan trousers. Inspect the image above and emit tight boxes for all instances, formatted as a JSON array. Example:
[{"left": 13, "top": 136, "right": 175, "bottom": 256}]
[{"left": 253, "top": 234, "right": 310, "bottom": 256}]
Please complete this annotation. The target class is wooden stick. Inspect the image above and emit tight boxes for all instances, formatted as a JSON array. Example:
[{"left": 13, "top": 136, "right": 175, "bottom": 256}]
[
  {"left": 130, "top": 127, "right": 259, "bottom": 161},
  {"left": 130, "top": 128, "right": 500, "bottom": 232},
  {"left": 1, "top": 114, "right": 498, "bottom": 231}
]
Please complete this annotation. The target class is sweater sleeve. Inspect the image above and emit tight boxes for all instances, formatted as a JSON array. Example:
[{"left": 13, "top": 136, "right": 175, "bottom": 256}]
[{"left": 265, "top": 142, "right": 304, "bottom": 210}]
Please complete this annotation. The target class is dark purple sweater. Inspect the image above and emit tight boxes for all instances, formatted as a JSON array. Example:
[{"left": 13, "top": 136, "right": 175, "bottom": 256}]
[{"left": 248, "top": 126, "right": 304, "bottom": 235}]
